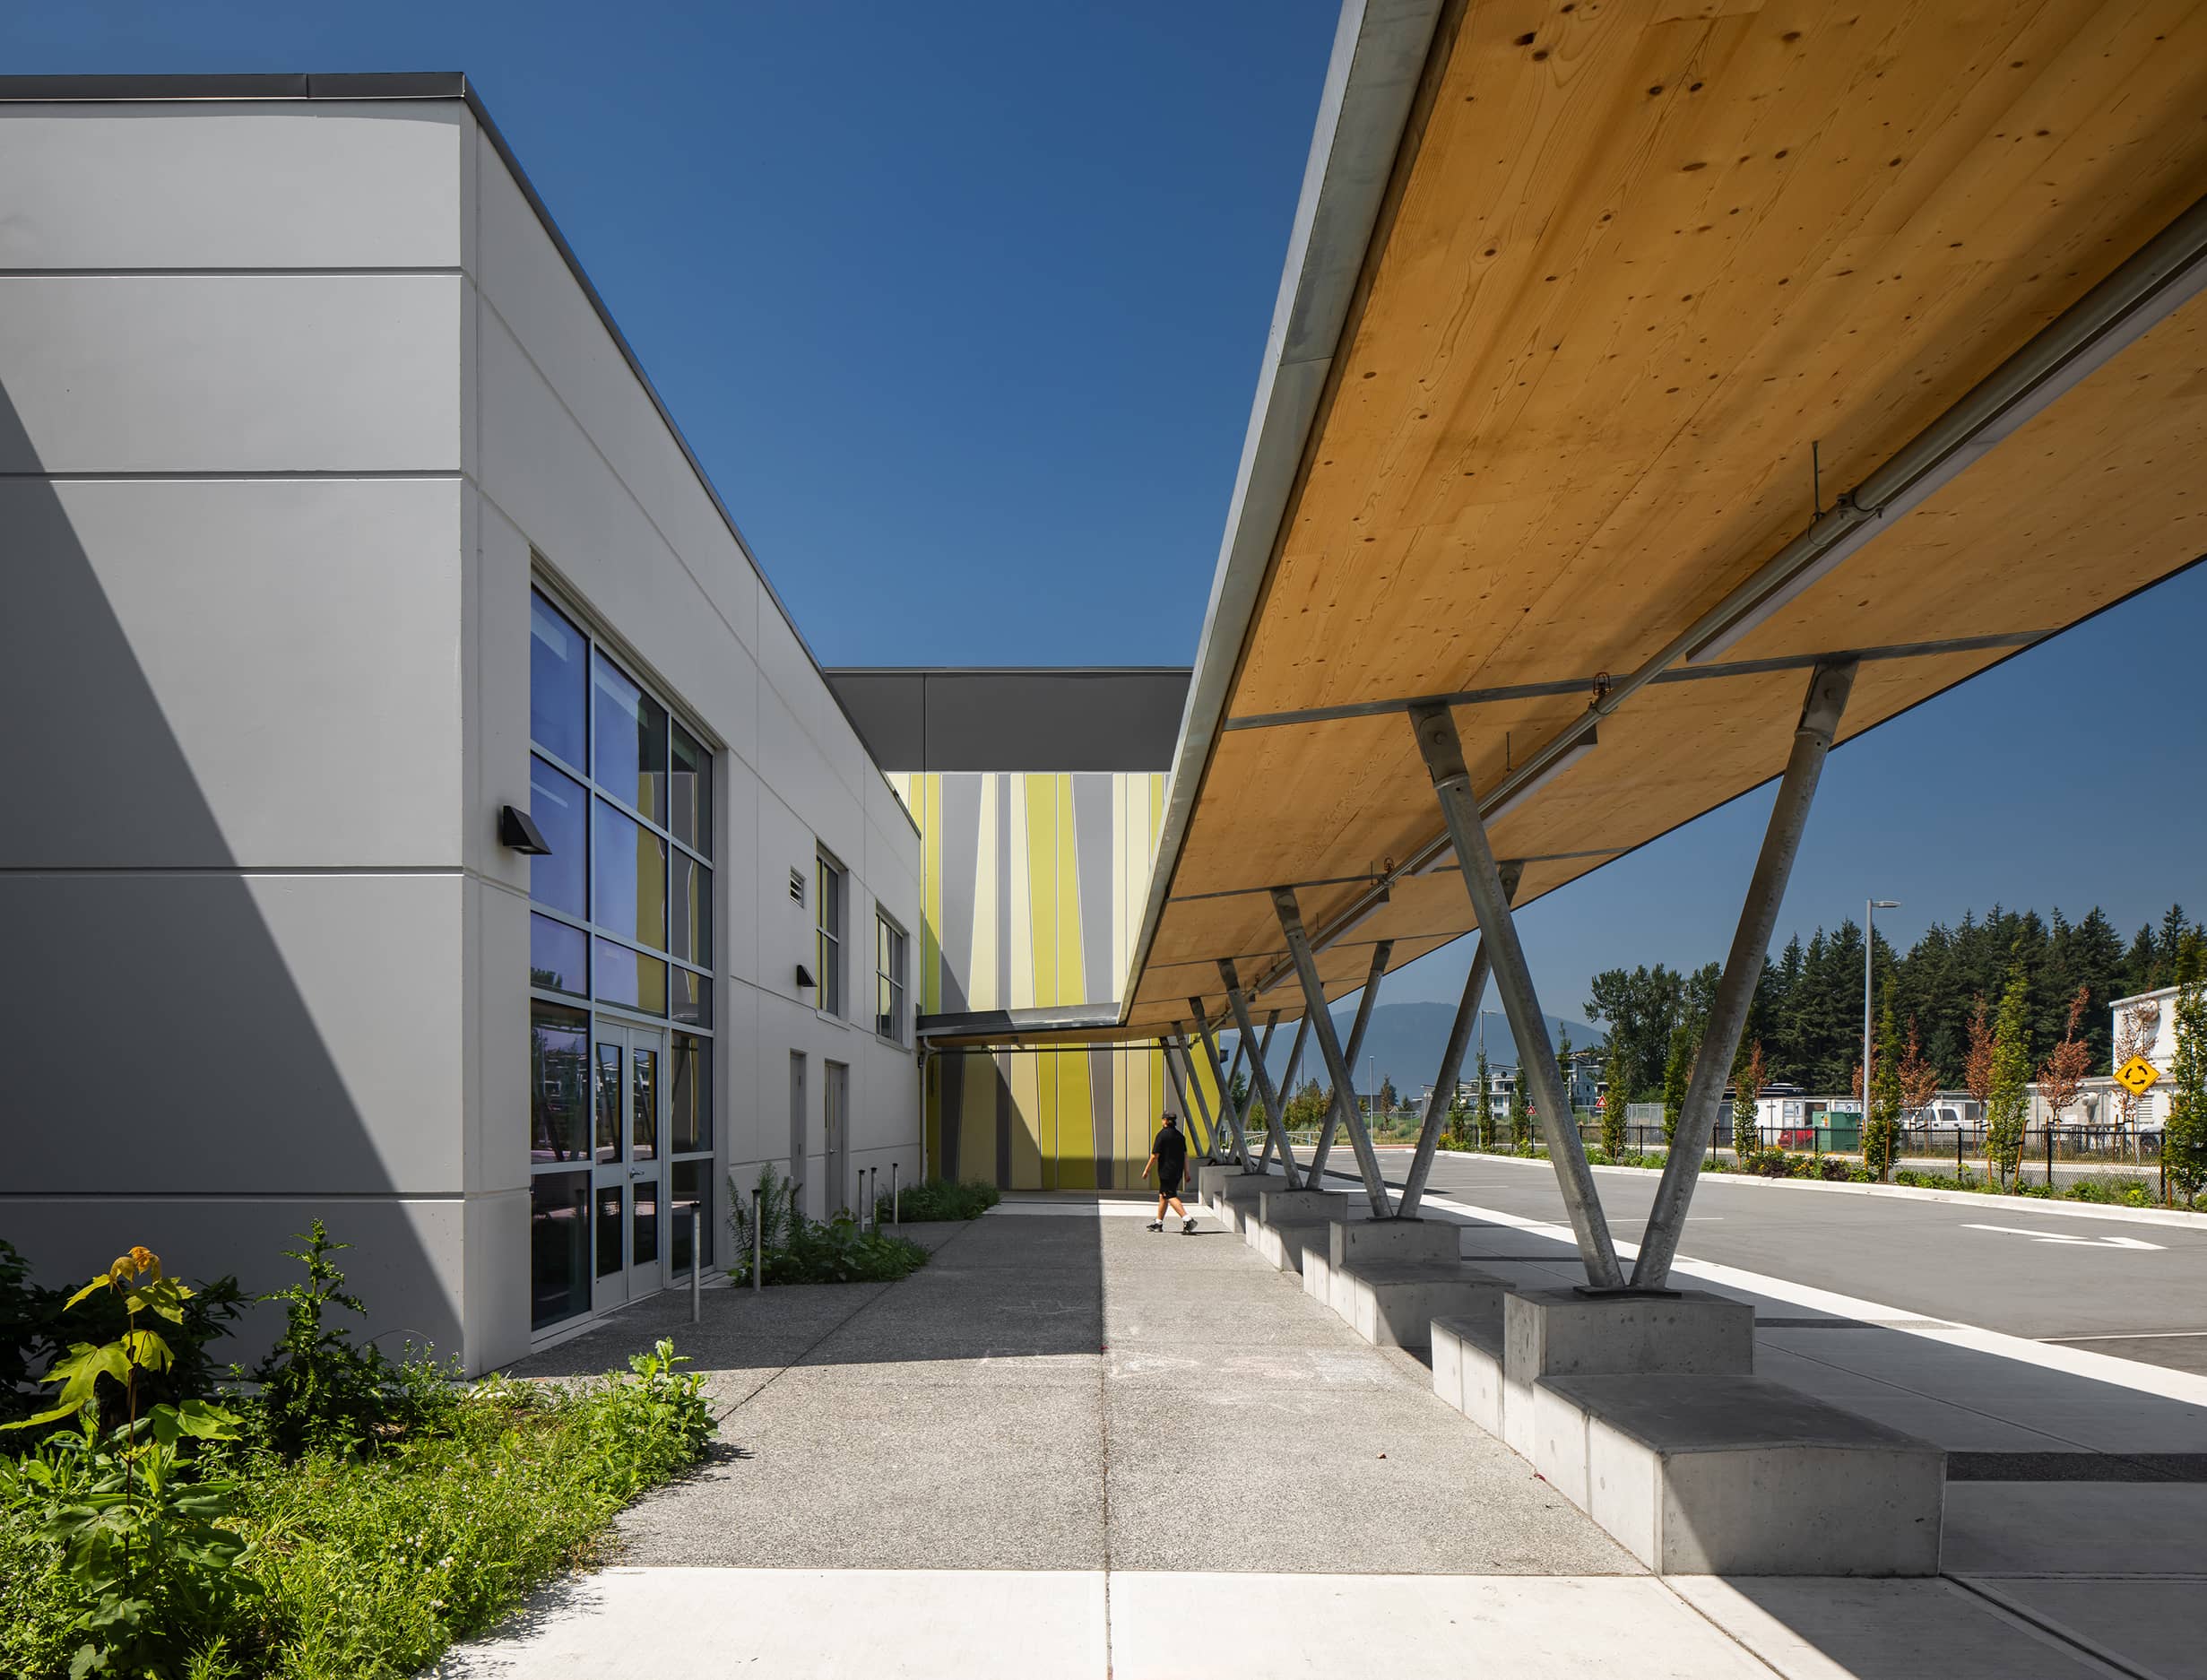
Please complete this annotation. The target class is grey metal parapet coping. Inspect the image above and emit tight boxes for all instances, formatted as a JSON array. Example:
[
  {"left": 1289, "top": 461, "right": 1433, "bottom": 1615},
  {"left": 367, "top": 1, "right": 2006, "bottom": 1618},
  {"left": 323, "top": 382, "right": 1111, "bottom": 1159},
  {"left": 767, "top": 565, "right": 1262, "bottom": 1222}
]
[{"left": 0, "top": 71, "right": 916, "bottom": 837}]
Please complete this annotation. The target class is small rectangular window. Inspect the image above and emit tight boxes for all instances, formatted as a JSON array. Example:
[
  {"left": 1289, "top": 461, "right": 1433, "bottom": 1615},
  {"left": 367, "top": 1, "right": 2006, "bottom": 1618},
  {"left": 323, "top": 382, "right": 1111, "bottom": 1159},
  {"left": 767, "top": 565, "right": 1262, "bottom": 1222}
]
[
  {"left": 815, "top": 853, "right": 844, "bottom": 1016},
  {"left": 876, "top": 914, "right": 907, "bottom": 1044}
]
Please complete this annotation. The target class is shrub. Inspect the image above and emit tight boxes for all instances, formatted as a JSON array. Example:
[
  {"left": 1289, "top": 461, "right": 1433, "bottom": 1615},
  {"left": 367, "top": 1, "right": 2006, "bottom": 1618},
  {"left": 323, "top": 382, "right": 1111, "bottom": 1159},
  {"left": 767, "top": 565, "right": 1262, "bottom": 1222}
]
[
  {"left": 877, "top": 1177, "right": 1000, "bottom": 1223},
  {"left": 727, "top": 1165, "right": 930, "bottom": 1286},
  {"left": 245, "top": 1222, "right": 457, "bottom": 1461}
]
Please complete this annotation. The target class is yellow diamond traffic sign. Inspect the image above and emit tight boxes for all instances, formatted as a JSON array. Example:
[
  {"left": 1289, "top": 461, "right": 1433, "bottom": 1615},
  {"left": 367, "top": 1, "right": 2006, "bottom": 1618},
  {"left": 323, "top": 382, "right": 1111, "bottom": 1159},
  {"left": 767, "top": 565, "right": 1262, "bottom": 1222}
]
[{"left": 2116, "top": 1056, "right": 2160, "bottom": 1096}]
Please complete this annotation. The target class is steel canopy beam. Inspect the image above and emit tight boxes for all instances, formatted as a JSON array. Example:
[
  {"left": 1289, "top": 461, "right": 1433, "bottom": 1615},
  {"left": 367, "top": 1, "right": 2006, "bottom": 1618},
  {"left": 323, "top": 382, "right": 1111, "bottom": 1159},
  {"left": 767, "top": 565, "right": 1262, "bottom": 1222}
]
[
  {"left": 1398, "top": 863, "right": 1519, "bottom": 1217},
  {"left": 1274, "top": 890, "right": 1393, "bottom": 1216},
  {"left": 1305, "top": 940, "right": 1393, "bottom": 1184},
  {"left": 1409, "top": 706, "right": 1621, "bottom": 1286},
  {"left": 1219, "top": 965, "right": 1304, "bottom": 1190},
  {"left": 1633, "top": 662, "right": 1856, "bottom": 1287}
]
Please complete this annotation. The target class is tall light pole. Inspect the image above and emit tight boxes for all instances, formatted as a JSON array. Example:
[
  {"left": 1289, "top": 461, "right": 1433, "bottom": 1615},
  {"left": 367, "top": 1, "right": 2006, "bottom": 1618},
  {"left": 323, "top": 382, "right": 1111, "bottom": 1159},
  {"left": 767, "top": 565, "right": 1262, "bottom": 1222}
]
[{"left": 1865, "top": 899, "right": 1900, "bottom": 1142}]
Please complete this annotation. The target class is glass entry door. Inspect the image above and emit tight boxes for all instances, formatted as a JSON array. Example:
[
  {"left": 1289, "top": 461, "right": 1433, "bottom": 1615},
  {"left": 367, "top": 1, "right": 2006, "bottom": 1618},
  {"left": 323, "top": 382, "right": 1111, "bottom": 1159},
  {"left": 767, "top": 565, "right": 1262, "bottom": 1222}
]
[{"left": 592, "top": 1020, "right": 667, "bottom": 1309}]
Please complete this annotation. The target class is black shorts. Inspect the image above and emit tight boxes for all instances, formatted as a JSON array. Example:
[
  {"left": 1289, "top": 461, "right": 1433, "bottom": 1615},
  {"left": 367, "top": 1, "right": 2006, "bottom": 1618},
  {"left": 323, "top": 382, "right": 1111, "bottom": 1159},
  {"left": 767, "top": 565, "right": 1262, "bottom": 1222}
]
[{"left": 1158, "top": 1161, "right": 1185, "bottom": 1195}]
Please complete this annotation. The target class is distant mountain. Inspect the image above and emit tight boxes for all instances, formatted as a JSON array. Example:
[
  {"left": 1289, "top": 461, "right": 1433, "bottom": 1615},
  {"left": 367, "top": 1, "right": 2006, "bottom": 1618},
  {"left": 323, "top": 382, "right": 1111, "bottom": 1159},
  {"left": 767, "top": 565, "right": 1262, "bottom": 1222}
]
[{"left": 1225, "top": 1000, "right": 1605, "bottom": 1098}]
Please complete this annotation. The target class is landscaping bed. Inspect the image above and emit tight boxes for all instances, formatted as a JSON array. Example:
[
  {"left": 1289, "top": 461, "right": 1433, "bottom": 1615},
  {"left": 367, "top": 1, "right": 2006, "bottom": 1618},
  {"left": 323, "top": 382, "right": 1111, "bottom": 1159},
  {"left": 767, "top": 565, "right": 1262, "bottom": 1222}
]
[{"left": 1, "top": 1230, "right": 713, "bottom": 1680}]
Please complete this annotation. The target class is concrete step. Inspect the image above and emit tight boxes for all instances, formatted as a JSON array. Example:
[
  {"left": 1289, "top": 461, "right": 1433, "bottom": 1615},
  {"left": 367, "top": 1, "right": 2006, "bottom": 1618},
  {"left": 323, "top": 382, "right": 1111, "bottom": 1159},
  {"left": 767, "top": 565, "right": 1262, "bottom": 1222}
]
[
  {"left": 1245, "top": 1216, "right": 1331, "bottom": 1274},
  {"left": 1431, "top": 1307, "right": 1505, "bottom": 1431},
  {"left": 1538, "top": 1373, "right": 1945, "bottom": 1576},
  {"left": 1332, "top": 1260, "right": 1514, "bottom": 1349}
]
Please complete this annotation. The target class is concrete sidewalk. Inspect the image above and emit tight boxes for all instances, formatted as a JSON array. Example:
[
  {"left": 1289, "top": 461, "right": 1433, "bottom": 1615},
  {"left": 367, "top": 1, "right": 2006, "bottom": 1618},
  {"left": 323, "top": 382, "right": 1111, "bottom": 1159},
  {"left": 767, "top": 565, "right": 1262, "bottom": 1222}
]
[{"left": 437, "top": 1196, "right": 2194, "bottom": 1678}]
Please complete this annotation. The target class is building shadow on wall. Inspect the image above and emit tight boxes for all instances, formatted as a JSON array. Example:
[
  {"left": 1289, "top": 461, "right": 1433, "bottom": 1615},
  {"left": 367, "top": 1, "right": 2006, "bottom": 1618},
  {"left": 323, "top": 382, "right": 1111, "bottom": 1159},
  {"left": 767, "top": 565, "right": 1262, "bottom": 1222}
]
[{"left": 0, "top": 379, "right": 445, "bottom": 1363}]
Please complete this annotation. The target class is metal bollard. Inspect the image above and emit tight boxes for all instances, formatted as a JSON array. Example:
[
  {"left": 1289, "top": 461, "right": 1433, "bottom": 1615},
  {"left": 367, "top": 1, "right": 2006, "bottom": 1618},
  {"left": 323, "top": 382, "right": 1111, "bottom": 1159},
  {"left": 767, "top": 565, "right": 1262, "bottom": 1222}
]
[
  {"left": 892, "top": 1162, "right": 900, "bottom": 1225},
  {"left": 870, "top": 1165, "right": 878, "bottom": 1231},
  {"left": 689, "top": 1203, "right": 701, "bottom": 1324},
  {"left": 1956, "top": 1126, "right": 1963, "bottom": 1176},
  {"left": 751, "top": 1185, "right": 763, "bottom": 1293}
]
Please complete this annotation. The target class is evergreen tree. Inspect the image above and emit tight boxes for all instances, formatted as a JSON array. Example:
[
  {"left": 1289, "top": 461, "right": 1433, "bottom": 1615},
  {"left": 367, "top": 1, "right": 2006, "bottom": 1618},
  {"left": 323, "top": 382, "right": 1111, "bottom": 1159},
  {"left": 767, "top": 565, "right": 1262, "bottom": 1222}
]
[
  {"left": 1556, "top": 1029, "right": 1574, "bottom": 1113},
  {"left": 1507, "top": 1072, "right": 1532, "bottom": 1151},
  {"left": 1661, "top": 1021, "right": 1695, "bottom": 1147},
  {"left": 1474, "top": 1048, "right": 1495, "bottom": 1152},
  {"left": 2165, "top": 933, "right": 2207, "bottom": 1204},
  {"left": 1444, "top": 1086, "right": 1470, "bottom": 1149},
  {"left": 1985, "top": 957, "right": 2033, "bottom": 1190},
  {"left": 1732, "top": 1040, "right": 1767, "bottom": 1166},
  {"left": 1865, "top": 992, "right": 1902, "bottom": 1181},
  {"left": 1601, "top": 1052, "right": 1627, "bottom": 1157}
]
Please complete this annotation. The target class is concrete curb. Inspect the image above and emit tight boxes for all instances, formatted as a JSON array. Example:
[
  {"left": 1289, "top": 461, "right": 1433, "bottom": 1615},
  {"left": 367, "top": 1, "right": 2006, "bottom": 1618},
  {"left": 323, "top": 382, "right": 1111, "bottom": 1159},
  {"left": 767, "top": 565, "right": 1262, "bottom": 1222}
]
[{"left": 1424, "top": 1147, "right": 2207, "bottom": 1230}]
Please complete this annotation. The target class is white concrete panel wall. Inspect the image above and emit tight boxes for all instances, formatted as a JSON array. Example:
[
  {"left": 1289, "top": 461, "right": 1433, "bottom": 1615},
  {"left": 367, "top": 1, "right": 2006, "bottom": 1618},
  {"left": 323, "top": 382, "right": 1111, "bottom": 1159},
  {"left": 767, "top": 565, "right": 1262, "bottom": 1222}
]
[
  {"left": 463, "top": 112, "right": 920, "bottom": 1246},
  {"left": 0, "top": 101, "right": 480, "bottom": 1364},
  {"left": 2, "top": 94, "right": 920, "bottom": 1374}
]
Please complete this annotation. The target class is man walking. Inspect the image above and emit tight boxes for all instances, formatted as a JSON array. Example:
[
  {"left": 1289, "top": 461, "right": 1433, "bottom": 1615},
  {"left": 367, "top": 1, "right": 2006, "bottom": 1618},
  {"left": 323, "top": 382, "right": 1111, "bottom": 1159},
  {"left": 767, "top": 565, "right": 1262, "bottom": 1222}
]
[{"left": 1143, "top": 1111, "right": 1198, "bottom": 1234}]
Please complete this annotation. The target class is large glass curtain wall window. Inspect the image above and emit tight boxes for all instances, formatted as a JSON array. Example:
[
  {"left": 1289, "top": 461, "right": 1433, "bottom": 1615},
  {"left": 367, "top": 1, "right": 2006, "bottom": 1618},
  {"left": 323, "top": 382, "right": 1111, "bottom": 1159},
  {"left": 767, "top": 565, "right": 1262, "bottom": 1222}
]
[{"left": 527, "top": 583, "right": 717, "bottom": 1331}]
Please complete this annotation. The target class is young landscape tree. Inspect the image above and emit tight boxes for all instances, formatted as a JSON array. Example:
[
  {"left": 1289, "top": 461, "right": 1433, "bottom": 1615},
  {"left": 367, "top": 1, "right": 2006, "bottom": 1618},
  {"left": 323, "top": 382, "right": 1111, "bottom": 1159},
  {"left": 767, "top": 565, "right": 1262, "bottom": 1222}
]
[
  {"left": 1865, "top": 995, "right": 1903, "bottom": 1181},
  {"left": 2037, "top": 984, "right": 2093, "bottom": 1143},
  {"left": 1508, "top": 1074, "right": 1533, "bottom": 1151},
  {"left": 1445, "top": 1084, "right": 1471, "bottom": 1148},
  {"left": 2113, "top": 997, "right": 2159, "bottom": 1153},
  {"left": 1900, "top": 1018, "right": 1940, "bottom": 1122},
  {"left": 1985, "top": 960, "right": 2033, "bottom": 1190},
  {"left": 1474, "top": 1047, "right": 1496, "bottom": 1152},
  {"left": 1601, "top": 1052, "right": 1628, "bottom": 1158},
  {"left": 1963, "top": 994, "right": 1995, "bottom": 1160},
  {"left": 2166, "top": 935, "right": 2207, "bottom": 1204},
  {"left": 1732, "top": 1040, "right": 1767, "bottom": 1166},
  {"left": 1660, "top": 1022, "right": 1695, "bottom": 1147}
]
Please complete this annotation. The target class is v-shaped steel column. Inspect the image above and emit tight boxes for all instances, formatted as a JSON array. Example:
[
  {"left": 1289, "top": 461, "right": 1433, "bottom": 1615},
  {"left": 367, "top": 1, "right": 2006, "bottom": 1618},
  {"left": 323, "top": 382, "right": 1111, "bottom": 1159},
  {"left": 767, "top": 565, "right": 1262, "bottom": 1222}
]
[
  {"left": 1255, "top": 1011, "right": 1313, "bottom": 1172},
  {"left": 1273, "top": 890, "right": 1393, "bottom": 1216},
  {"left": 1166, "top": 1029, "right": 1232, "bottom": 1165},
  {"left": 1409, "top": 706, "right": 1619, "bottom": 1286},
  {"left": 1189, "top": 1008, "right": 1251, "bottom": 1165},
  {"left": 1398, "top": 862, "right": 1519, "bottom": 1217},
  {"left": 1303, "top": 940, "right": 1393, "bottom": 1186},
  {"left": 1194, "top": 995, "right": 1294, "bottom": 1184},
  {"left": 1217, "top": 967, "right": 1304, "bottom": 1188},
  {"left": 1222, "top": 1012, "right": 1277, "bottom": 1168},
  {"left": 1633, "top": 661, "right": 1856, "bottom": 1287}
]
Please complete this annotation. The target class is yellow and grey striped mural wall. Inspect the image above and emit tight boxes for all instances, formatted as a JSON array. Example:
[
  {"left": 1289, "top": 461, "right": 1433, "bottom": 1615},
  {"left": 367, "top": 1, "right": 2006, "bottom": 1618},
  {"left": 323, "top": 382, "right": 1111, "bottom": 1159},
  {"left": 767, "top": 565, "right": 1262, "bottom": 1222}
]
[{"left": 887, "top": 772, "right": 1219, "bottom": 1189}]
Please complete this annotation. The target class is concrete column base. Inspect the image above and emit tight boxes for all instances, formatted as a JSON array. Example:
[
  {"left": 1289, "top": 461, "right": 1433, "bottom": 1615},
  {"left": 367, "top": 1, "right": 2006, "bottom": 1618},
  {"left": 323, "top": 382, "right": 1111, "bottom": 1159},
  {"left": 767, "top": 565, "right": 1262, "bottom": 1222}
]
[
  {"left": 1326, "top": 1217, "right": 1459, "bottom": 1271},
  {"left": 1213, "top": 1171, "right": 1285, "bottom": 1233},
  {"left": 1502, "top": 1287, "right": 1753, "bottom": 1457},
  {"left": 1259, "top": 1189, "right": 1350, "bottom": 1225}
]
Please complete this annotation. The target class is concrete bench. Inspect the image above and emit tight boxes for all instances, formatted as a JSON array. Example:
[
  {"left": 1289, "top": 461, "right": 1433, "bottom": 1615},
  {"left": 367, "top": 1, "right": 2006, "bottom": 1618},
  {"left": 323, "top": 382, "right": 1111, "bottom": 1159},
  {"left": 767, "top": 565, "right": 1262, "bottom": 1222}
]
[
  {"left": 1333, "top": 1260, "right": 1511, "bottom": 1348},
  {"left": 1250, "top": 1217, "right": 1332, "bottom": 1273},
  {"left": 1242, "top": 1190, "right": 1351, "bottom": 1272},
  {"left": 1538, "top": 1373, "right": 1945, "bottom": 1575},
  {"left": 1431, "top": 1306, "right": 1505, "bottom": 1431},
  {"left": 1205, "top": 1170, "right": 1284, "bottom": 1231}
]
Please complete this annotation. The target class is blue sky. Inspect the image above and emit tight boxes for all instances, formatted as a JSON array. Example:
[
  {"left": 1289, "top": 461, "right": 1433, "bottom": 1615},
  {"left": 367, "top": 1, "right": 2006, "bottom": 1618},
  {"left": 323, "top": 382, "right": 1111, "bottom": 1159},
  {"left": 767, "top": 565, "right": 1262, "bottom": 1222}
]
[{"left": 12, "top": 2, "right": 2202, "bottom": 1020}]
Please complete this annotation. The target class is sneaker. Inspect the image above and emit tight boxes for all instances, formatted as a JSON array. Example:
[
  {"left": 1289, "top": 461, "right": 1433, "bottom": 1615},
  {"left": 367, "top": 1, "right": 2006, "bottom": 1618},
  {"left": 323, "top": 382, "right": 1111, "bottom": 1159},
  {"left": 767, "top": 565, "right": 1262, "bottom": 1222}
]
[
  {"left": 1181, "top": 1217, "right": 1199, "bottom": 1234},
  {"left": 1147, "top": 1219, "right": 1164, "bottom": 1232}
]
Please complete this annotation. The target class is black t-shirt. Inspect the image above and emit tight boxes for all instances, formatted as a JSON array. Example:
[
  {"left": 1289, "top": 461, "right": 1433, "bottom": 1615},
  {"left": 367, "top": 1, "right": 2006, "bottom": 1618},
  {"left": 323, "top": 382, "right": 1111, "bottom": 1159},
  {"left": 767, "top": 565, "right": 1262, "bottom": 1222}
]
[{"left": 1153, "top": 1124, "right": 1189, "bottom": 1169}]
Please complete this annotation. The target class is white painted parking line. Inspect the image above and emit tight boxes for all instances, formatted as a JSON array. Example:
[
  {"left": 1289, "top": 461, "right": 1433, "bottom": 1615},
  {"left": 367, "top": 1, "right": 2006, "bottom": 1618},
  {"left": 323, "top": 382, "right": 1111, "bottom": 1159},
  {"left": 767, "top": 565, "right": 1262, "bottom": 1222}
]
[{"left": 1963, "top": 1223, "right": 2163, "bottom": 1251}]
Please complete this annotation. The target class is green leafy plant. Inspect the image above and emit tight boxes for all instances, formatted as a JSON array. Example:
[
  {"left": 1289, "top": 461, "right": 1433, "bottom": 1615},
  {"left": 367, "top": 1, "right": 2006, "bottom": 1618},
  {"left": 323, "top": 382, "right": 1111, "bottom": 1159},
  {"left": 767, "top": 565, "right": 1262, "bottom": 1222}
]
[
  {"left": 876, "top": 1177, "right": 999, "bottom": 1223},
  {"left": 2167, "top": 935, "right": 2207, "bottom": 1204},
  {"left": 728, "top": 1165, "right": 931, "bottom": 1285},
  {"left": 2, "top": 1246, "right": 252, "bottom": 1679},
  {"left": 245, "top": 1223, "right": 452, "bottom": 1462},
  {"left": 1985, "top": 957, "right": 2033, "bottom": 1190}
]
